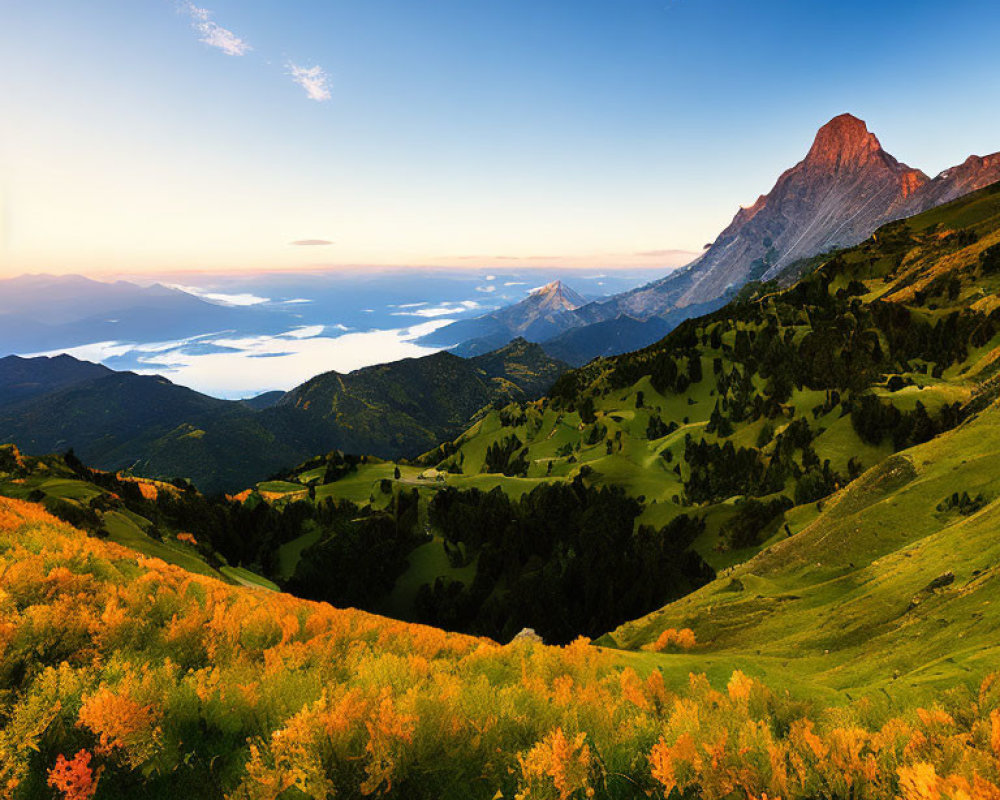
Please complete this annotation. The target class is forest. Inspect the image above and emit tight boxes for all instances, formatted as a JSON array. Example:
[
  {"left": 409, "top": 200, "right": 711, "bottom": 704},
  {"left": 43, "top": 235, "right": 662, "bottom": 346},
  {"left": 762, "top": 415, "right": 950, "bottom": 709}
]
[{"left": 416, "top": 480, "right": 713, "bottom": 642}]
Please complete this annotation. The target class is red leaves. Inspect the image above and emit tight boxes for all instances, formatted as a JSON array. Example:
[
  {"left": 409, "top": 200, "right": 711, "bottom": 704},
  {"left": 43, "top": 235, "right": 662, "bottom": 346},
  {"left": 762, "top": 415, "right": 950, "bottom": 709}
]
[{"left": 47, "top": 751, "right": 101, "bottom": 800}]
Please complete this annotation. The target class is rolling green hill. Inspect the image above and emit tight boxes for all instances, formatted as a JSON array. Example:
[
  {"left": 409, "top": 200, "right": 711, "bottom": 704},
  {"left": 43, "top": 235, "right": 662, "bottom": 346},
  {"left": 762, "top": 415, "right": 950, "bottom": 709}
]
[
  {"left": 0, "top": 339, "right": 566, "bottom": 493},
  {"left": 604, "top": 397, "right": 1000, "bottom": 700},
  {"left": 276, "top": 337, "right": 568, "bottom": 457}
]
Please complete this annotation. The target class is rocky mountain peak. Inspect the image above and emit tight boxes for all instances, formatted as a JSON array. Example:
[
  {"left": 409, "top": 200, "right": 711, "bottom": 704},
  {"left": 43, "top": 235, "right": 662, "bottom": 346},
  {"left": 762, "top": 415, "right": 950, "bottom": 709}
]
[
  {"left": 532, "top": 280, "right": 565, "bottom": 296},
  {"left": 429, "top": 116, "right": 1000, "bottom": 364},
  {"left": 530, "top": 281, "right": 585, "bottom": 311},
  {"left": 804, "top": 114, "right": 886, "bottom": 170}
]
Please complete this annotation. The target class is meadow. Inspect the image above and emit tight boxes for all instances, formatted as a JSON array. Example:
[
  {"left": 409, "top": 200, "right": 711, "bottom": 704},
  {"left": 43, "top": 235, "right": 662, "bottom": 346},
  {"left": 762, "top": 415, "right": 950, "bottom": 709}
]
[{"left": 3, "top": 495, "right": 1000, "bottom": 800}]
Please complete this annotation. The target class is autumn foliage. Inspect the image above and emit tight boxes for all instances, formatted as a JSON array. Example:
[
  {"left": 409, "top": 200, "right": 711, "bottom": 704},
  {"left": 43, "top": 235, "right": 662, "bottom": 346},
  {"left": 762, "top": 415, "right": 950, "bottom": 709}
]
[
  {"left": 645, "top": 627, "right": 697, "bottom": 653},
  {"left": 2, "top": 495, "right": 1000, "bottom": 799},
  {"left": 47, "top": 751, "right": 100, "bottom": 800}
]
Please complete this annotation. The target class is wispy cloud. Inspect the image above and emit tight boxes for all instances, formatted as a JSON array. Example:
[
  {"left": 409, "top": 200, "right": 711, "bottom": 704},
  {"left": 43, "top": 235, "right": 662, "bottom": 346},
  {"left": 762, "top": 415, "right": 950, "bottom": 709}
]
[
  {"left": 635, "top": 249, "right": 698, "bottom": 258},
  {"left": 290, "top": 239, "right": 334, "bottom": 246},
  {"left": 287, "top": 62, "right": 332, "bottom": 102},
  {"left": 182, "top": 3, "right": 251, "bottom": 56},
  {"left": 391, "top": 300, "right": 480, "bottom": 319},
  {"left": 170, "top": 283, "right": 269, "bottom": 306}
]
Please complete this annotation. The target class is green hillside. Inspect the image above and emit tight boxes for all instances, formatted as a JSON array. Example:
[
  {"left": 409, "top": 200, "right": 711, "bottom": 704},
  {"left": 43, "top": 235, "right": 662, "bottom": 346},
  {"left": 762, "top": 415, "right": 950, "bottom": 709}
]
[
  {"left": 259, "top": 181, "right": 1000, "bottom": 653},
  {"left": 0, "top": 339, "right": 566, "bottom": 493},
  {"left": 276, "top": 337, "right": 568, "bottom": 458},
  {"left": 0, "top": 444, "right": 277, "bottom": 588},
  {"left": 605, "top": 397, "right": 1000, "bottom": 700}
]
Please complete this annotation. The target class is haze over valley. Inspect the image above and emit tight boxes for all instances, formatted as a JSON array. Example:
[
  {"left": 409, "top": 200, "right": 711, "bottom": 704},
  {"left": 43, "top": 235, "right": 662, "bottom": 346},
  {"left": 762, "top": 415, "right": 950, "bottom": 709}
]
[{"left": 3, "top": 268, "right": 662, "bottom": 397}]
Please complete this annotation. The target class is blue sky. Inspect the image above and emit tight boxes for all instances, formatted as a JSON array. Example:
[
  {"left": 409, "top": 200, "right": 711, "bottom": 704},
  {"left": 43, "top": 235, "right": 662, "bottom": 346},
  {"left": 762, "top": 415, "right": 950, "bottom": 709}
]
[{"left": 2, "top": 0, "right": 999, "bottom": 274}]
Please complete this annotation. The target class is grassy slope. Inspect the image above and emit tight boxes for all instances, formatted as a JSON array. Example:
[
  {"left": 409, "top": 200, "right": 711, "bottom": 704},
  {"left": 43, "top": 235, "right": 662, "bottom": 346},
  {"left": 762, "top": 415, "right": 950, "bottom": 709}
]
[
  {"left": 10, "top": 495, "right": 1000, "bottom": 799},
  {"left": 605, "top": 400, "right": 1000, "bottom": 701},
  {"left": 0, "top": 446, "right": 270, "bottom": 586}
]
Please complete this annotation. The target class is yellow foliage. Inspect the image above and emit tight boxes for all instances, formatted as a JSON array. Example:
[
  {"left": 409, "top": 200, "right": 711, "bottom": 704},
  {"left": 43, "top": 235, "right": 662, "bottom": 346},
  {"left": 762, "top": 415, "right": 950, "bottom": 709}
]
[
  {"left": 1, "top": 494, "right": 1000, "bottom": 800},
  {"left": 516, "top": 728, "right": 593, "bottom": 800},
  {"left": 77, "top": 685, "right": 162, "bottom": 767},
  {"left": 727, "top": 670, "right": 754, "bottom": 703}
]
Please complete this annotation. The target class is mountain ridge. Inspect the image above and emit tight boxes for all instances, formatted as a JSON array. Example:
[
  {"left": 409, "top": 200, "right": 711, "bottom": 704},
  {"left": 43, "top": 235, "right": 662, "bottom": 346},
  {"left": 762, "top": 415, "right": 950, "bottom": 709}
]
[
  {"left": 418, "top": 280, "right": 588, "bottom": 355},
  {"left": 432, "top": 115, "right": 1000, "bottom": 365},
  {"left": 579, "top": 114, "right": 1000, "bottom": 319},
  {"left": 0, "top": 339, "right": 567, "bottom": 492},
  {"left": 0, "top": 273, "right": 291, "bottom": 354}
]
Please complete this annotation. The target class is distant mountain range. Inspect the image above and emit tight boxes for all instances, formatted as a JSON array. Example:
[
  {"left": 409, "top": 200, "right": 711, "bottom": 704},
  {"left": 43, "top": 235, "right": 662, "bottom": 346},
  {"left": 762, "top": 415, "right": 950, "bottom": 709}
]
[
  {"left": 0, "top": 339, "right": 567, "bottom": 492},
  {"left": 0, "top": 274, "right": 296, "bottom": 353},
  {"left": 418, "top": 280, "right": 588, "bottom": 355},
  {"left": 430, "top": 114, "right": 1000, "bottom": 364}
]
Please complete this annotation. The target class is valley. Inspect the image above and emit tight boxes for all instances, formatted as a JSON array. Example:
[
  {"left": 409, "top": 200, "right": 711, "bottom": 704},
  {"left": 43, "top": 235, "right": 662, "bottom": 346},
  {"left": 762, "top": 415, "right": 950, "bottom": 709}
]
[
  {"left": 9, "top": 2, "right": 1000, "bottom": 796},
  {"left": 218, "top": 182, "right": 1000, "bottom": 653},
  {"left": 8, "top": 175, "right": 1000, "bottom": 696}
]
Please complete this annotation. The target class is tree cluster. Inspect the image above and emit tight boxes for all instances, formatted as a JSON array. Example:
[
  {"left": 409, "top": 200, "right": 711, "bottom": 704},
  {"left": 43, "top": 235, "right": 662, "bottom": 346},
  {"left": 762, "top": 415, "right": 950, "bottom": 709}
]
[{"left": 419, "top": 481, "right": 713, "bottom": 643}]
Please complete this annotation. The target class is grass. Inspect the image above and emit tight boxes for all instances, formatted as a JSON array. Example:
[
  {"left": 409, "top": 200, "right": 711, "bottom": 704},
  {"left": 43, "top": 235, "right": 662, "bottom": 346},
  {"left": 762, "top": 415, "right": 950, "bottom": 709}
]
[
  {"left": 219, "top": 565, "right": 280, "bottom": 591},
  {"left": 256, "top": 480, "right": 306, "bottom": 493},
  {"left": 39, "top": 477, "right": 105, "bottom": 502},
  {"left": 275, "top": 525, "right": 323, "bottom": 580},
  {"left": 380, "top": 536, "right": 478, "bottom": 618},
  {"left": 603, "top": 402, "right": 1000, "bottom": 699},
  {"left": 313, "top": 464, "right": 424, "bottom": 505},
  {"left": 102, "top": 511, "right": 220, "bottom": 578}
]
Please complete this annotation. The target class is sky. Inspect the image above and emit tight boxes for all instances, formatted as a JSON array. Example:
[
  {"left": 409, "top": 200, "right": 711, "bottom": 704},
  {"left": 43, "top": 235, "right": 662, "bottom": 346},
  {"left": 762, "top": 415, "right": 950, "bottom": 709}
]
[{"left": 2, "top": 0, "right": 1000, "bottom": 276}]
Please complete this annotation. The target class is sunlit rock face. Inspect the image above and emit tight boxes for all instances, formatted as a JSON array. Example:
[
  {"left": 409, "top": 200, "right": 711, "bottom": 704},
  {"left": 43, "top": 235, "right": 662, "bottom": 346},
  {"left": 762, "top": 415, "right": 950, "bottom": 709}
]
[{"left": 579, "top": 114, "right": 1000, "bottom": 322}]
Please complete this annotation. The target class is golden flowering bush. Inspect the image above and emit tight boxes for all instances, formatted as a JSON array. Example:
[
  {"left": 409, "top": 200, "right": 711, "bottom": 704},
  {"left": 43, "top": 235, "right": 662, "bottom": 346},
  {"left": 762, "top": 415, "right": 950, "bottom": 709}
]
[
  {"left": 1, "top": 495, "right": 1000, "bottom": 799},
  {"left": 645, "top": 628, "right": 697, "bottom": 654}
]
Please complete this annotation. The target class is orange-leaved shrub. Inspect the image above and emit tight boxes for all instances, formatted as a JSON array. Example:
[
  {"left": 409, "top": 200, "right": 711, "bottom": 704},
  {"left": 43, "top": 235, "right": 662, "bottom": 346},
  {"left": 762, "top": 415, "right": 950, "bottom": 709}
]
[
  {"left": 1, "top": 495, "right": 999, "bottom": 799},
  {"left": 644, "top": 627, "right": 697, "bottom": 653},
  {"left": 47, "top": 750, "right": 101, "bottom": 800}
]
